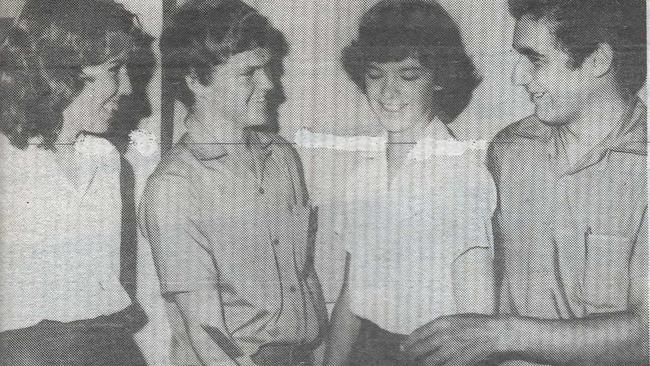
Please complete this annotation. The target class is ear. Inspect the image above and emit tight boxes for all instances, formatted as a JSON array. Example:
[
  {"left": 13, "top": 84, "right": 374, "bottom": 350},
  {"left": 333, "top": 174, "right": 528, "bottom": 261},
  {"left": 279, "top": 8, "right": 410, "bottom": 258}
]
[{"left": 589, "top": 43, "right": 614, "bottom": 78}]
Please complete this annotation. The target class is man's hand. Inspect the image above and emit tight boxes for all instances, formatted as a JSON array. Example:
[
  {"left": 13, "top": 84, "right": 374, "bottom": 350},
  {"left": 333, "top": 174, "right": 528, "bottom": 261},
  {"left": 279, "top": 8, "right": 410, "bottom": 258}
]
[{"left": 402, "top": 314, "right": 506, "bottom": 366}]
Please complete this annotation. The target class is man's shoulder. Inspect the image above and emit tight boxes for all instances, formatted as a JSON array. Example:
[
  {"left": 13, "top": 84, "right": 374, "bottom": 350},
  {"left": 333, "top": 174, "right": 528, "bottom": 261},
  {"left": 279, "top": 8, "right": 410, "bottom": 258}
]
[
  {"left": 491, "top": 115, "right": 549, "bottom": 145},
  {"left": 259, "top": 130, "right": 302, "bottom": 163},
  {"left": 487, "top": 115, "right": 549, "bottom": 169},
  {"left": 142, "top": 143, "right": 199, "bottom": 197},
  {"left": 151, "top": 143, "right": 197, "bottom": 179}
]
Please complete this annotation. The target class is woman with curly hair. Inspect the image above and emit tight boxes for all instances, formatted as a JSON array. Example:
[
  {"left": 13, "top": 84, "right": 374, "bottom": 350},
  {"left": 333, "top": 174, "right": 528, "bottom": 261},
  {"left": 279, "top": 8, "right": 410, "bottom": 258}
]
[
  {"left": 0, "top": 0, "right": 153, "bottom": 364},
  {"left": 325, "top": 1, "right": 496, "bottom": 365}
]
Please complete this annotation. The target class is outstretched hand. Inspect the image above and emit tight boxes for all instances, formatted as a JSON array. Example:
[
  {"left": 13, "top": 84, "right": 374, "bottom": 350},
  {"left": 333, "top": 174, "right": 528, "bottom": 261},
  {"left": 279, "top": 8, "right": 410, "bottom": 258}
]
[{"left": 402, "top": 314, "right": 507, "bottom": 366}]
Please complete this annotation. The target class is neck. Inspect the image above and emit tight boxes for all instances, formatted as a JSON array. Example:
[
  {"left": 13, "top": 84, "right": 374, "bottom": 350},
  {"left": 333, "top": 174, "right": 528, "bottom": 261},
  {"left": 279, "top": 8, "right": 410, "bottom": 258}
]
[
  {"left": 185, "top": 102, "right": 244, "bottom": 145},
  {"left": 562, "top": 90, "right": 631, "bottom": 162},
  {"left": 385, "top": 118, "right": 430, "bottom": 177},
  {"left": 55, "top": 121, "right": 81, "bottom": 147},
  {"left": 386, "top": 119, "right": 430, "bottom": 148}
]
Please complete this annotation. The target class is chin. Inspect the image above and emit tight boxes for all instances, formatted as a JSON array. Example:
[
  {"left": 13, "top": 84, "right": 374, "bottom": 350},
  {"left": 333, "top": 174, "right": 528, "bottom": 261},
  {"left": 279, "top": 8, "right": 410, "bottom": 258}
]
[
  {"left": 535, "top": 112, "right": 567, "bottom": 126},
  {"left": 246, "top": 116, "right": 270, "bottom": 127},
  {"left": 533, "top": 105, "right": 564, "bottom": 126}
]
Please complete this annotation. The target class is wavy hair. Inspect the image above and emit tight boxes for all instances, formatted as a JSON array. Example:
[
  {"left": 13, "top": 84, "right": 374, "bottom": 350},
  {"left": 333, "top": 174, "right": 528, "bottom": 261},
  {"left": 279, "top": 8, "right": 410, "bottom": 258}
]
[
  {"left": 161, "top": 0, "right": 288, "bottom": 110},
  {"left": 342, "top": 0, "right": 481, "bottom": 121},
  {"left": 0, "top": 0, "right": 153, "bottom": 149}
]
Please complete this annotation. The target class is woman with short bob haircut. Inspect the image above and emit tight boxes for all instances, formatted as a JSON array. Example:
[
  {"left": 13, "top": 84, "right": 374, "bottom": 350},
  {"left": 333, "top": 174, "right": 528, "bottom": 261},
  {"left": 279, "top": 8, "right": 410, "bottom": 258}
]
[
  {"left": 0, "top": 0, "right": 153, "bottom": 364},
  {"left": 341, "top": 0, "right": 481, "bottom": 123},
  {"left": 325, "top": 1, "right": 495, "bottom": 365}
]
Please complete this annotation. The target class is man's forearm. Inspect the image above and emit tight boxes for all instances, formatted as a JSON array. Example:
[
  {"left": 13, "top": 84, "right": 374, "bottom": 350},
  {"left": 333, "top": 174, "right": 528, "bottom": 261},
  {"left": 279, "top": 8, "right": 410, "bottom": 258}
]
[
  {"left": 175, "top": 291, "right": 250, "bottom": 366},
  {"left": 500, "top": 312, "right": 648, "bottom": 365}
]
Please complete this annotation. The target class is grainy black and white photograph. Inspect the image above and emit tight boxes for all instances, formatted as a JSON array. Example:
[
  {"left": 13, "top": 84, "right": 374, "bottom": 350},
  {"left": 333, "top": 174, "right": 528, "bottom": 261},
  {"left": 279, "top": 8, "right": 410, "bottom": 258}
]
[{"left": 0, "top": 0, "right": 647, "bottom": 365}]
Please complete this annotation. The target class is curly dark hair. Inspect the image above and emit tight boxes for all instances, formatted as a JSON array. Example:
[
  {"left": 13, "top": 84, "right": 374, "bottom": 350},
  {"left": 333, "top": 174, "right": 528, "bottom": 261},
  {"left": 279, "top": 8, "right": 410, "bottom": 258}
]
[
  {"left": 342, "top": 0, "right": 481, "bottom": 121},
  {"left": 161, "top": 0, "right": 288, "bottom": 110},
  {"left": 0, "top": 0, "right": 153, "bottom": 150},
  {"left": 508, "top": 0, "right": 646, "bottom": 98}
]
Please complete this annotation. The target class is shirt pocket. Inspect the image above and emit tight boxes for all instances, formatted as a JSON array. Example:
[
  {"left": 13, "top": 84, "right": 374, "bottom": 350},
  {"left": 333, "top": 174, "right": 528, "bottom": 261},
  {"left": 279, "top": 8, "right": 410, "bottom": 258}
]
[{"left": 582, "top": 233, "right": 634, "bottom": 313}]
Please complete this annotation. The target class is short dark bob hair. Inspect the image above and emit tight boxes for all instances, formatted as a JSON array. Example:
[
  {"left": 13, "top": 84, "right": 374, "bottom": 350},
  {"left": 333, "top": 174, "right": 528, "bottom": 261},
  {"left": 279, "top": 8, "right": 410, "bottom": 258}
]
[
  {"left": 161, "top": 0, "right": 288, "bottom": 109},
  {"left": 0, "top": 0, "right": 153, "bottom": 150},
  {"left": 342, "top": 0, "right": 481, "bottom": 121},
  {"left": 509, "top": 0, "right": 646, "bottom": 98}
]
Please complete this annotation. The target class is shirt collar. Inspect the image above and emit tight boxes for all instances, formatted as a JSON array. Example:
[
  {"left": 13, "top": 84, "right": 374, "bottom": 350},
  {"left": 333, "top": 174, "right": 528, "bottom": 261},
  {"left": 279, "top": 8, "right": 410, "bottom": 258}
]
[
  {"left": 182, "top": 130, "right": 274, "bottom": 179},
  {"left": 0, "top": 133, "right": 117, "bottom": 157},
  {"left": 555, "top": 98, "right": 647, "bottom": 175},
  {"left": 183, "top": 130, "right": 273, "bottom": 161},
  {"left": 363, "top": 117, "right": 472, "bottom": 161}
]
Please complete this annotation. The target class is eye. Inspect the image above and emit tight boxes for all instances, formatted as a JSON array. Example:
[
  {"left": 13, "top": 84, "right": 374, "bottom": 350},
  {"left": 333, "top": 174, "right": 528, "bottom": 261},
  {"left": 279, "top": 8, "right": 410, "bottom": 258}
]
[
  {"left": 240, "top": 69, "right": 255, "bottom": 78},
  {"left": 527, "top": 56, "right": 544, "bottom": 67},
  {"left": 400, "top": 70, "right": 423, "bottom": 81},
  {"left": 366, "top": 68, "right": 383, "bottom": 80},
  {"left": 111, "top": 61, "right": 127, "bottom": 73}
]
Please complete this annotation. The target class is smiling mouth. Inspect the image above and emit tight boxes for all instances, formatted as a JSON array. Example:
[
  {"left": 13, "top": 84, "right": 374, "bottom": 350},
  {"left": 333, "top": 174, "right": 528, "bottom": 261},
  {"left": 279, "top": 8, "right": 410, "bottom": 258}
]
[
  {"left": 379, "top": 101, "right": 406, "bottom": 113},
  {"left": 248, "top": 96, "right": 269, "bottom": 106},
  {"left": 529, "top": 92, "right": 546, "bottom": 102}
]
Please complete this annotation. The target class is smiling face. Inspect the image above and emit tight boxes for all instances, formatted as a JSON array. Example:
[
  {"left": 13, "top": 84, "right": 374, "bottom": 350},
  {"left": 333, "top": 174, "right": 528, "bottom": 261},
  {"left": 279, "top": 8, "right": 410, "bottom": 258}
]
[
  {"left": 193, "top": 47, "right": 275, "bottom": 131},
  {"left": 512, "top": 14, "right": 593, "bottom": 126},
  {"left": 62, "top": 57, "right": 132, "bottom": 136},
  {"left": 364, "top": 57, "right": 439, "bottom": 132}
]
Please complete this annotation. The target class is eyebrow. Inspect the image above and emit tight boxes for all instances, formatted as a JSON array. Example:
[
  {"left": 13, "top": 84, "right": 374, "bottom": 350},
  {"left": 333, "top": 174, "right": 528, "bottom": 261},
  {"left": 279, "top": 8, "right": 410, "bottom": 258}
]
[
  {"left": 366, "top": 65, "right": 425, "bottom": 72},
  {"left": 514, "top": 46, "right": 544, "bottom": 59},
  {"left": 240, "top": 64, "right": 268, "bottom": 74},
  {"left": 399, "top": 67, "right": 425, "bottom": 72}
]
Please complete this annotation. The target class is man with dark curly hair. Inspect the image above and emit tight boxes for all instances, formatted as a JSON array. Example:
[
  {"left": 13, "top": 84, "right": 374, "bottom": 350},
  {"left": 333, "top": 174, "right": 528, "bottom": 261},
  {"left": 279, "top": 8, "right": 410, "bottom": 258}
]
[{"left": 403, "top": 1, "right": 647, "bottom": 365}]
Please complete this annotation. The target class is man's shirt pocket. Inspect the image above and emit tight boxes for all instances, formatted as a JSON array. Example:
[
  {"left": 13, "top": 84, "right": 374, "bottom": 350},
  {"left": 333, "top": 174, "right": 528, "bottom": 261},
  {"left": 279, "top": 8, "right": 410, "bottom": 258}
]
[{"left": 581, "top": 233, "right": 635, "bottom": 313}]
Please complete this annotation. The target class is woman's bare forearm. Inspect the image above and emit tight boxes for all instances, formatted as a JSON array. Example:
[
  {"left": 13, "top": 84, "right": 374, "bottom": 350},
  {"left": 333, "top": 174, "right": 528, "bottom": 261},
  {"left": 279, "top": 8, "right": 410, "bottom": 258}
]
[{"left": 324, "top": 254, "right": 360, "bottom": 366}]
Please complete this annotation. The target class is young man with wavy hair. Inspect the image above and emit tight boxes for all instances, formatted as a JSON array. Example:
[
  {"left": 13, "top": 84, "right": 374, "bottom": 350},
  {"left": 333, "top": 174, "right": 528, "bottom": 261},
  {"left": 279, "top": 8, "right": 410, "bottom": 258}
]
[
  {"left": 139, "top": 1, "right": 327, "bottom": 365},
  {"left": 403, "top": 1, "right": 647, "bottom": 365}
]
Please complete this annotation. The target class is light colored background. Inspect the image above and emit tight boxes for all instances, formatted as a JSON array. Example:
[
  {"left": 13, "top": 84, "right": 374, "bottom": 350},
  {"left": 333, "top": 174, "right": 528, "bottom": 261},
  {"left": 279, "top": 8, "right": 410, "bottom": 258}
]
[{"left": 1, "top": 1, "right": 646, "bottom": 364}]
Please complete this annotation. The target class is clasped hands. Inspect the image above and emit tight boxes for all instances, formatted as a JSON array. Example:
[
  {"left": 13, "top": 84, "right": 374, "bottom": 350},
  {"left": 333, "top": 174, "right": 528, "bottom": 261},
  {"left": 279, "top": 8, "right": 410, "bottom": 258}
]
[{"left": 401, "top": 314, "right": 507, "bottom": 366}]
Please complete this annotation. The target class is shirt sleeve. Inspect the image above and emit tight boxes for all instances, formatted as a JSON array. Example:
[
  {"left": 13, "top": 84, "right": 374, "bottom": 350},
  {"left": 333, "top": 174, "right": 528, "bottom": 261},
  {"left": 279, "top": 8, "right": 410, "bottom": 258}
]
[
  {"left": 138, "top": 175, "right": 218, "bottom": 296},
  {"left": 630, "top": 207, "right": 648, "bottom": 282},
  {"left": 445, "top": 157, "right": 497, "bottom": 260}
]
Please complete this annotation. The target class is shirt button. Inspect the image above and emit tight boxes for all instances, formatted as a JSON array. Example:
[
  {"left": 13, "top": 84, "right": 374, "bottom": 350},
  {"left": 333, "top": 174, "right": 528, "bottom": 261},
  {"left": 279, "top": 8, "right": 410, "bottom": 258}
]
[
  {"left": 289, "top": 285, "right": 297, "bottom": 293},
  {"left": 258, "top": 187, "right": 265, "bottom": 194}
]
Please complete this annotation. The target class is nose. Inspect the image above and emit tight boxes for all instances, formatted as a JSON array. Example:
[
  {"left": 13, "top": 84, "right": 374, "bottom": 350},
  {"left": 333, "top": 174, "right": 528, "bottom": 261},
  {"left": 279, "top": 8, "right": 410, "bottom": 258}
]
[
  {"left": 511, "top": 56, "right": 532, "bottom": 86},
  {"left": 256, "top": 69, "right": 273, "bottom": 92},
  {"left": 117, "top": 65, "right": 133, "bottom": 96},
  {"left": 381, "top": 75, "right": 399, "bottom": 100}
]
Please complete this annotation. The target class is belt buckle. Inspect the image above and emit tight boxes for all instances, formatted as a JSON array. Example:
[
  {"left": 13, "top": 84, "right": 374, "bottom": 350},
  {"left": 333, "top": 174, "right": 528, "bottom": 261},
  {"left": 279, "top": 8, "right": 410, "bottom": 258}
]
[{"left": 296, "top": 362, "right": 308, "bottom": 366}]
